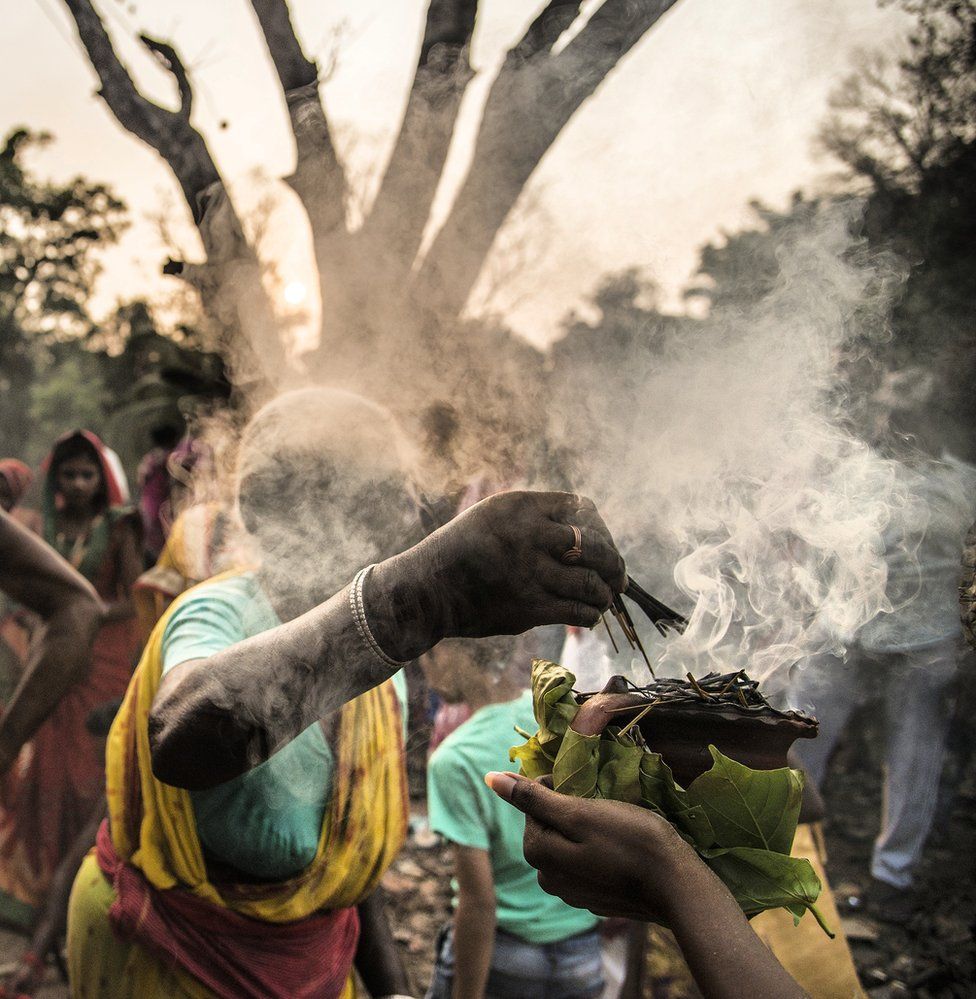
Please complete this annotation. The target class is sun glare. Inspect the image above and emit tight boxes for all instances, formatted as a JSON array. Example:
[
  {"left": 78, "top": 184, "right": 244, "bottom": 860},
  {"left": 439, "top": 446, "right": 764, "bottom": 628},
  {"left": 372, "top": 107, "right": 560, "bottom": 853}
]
[{"left": 283, "top": 280, "right": 307, "bottom": 306}]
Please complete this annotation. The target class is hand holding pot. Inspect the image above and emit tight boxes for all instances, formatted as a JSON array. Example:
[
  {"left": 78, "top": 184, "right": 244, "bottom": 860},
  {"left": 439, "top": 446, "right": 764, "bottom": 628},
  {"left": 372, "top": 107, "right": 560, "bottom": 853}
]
[
  {"left": 486, "top": 772, "right": 695, "bottom": 923},
  {"left": 487, "top": 773, "right": 809, "bottom": 999}
]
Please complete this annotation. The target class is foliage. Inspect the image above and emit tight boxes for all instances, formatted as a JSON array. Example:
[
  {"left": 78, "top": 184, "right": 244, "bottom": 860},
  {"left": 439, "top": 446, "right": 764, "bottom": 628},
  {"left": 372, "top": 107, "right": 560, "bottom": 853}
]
[
  {"left": 0, "top": 128, "right": 229, "bottom": 473},
  {"left": 819, "top": 0, "right": 976, "bottom": 195},
  {"left": 27, "top": 353, "right": 111, "bottom": 465},
  {"left": 0, "top": 128, "right": 126, "bottom": 456},
  {"left": 511, "top": 660, "right": 831, "bottom": 934},
  {"left": 821, "top": 0, "right": 976, "bottom": 457}
]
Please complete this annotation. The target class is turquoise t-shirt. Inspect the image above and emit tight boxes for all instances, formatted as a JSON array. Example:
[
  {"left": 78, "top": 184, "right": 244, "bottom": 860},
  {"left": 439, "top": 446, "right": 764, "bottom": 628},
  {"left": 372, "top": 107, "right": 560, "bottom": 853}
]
[
  {"left": 427, "top": 691, "right": 599, "bottom": 945},
  {"left": 161, "top": 572, "right": 407, "bottom": 881}
]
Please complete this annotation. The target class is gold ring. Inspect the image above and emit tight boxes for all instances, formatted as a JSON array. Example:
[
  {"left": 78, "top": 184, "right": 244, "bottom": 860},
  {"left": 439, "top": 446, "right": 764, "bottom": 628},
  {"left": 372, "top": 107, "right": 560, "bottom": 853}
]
[{"left": 561, "top": 525, "right": 583, "bottom": 564}]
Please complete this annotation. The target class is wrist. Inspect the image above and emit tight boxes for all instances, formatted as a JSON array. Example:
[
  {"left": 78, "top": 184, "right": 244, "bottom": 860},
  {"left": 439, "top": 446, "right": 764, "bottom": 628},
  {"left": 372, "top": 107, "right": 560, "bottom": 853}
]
[
  {"left": 637, "top": 829, "right": 702, "bottom": 926},
  {"left": 366, "top": 549, "right": 444, "bottom": 662}
]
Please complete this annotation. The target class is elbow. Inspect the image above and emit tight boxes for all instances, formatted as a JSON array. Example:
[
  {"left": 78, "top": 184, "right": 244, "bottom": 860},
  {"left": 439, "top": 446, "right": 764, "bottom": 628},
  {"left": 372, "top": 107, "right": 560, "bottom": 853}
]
[
  {"left": 147, "top": 674, "right": 206, "bottom": 789},
  {"left": 148, "top": 693, "right": 186, "bottom": 788},
  {"left": 148, "top": 669, "right": 250, "bottom": 791}
]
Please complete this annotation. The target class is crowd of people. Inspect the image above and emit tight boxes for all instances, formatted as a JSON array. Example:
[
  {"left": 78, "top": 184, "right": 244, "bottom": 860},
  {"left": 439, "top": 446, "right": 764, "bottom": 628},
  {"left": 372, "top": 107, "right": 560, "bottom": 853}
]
[{"left": 0, "top": 386, "right": 971, "bottom": 999}]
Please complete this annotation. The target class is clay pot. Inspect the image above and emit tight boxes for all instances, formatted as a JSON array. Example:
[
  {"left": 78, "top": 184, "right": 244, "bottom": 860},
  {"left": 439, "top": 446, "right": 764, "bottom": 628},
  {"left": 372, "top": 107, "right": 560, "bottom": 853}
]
[{"left": 578, "top": 676, "right": 818, "bottom": 789}]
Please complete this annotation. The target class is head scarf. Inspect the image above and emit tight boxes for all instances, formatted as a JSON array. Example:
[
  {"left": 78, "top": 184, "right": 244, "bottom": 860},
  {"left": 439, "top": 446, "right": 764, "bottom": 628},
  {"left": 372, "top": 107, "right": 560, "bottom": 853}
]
[
  {"left": 0, "top": 459, "right": 33, "bottom": 507},
  {"left": 42, "top": 430, "right": 127, "bottom": 510},
  {"left": 41, "top": 431, "right": 132, "bottom": 579}
]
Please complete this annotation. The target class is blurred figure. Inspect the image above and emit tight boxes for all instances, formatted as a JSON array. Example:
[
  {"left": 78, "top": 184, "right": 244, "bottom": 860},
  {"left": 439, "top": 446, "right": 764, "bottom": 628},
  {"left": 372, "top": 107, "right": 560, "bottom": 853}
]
[
  {"left": 0, "top": 460, "right": 40, "bottom": 532},
  {"left": 794, "top": 377, "right": 976, "bottom": 923},
  {"left": 0, "top": 460, "right": 40, "bottom": 702},
  {"left": 132, "top": 437, "right": 242, "bottom": 643},
  {"left": 424, "top": 637, "right": 605, "bottom": 999},
  {"left": 0, "top": 431, "right": 141, "bottom": 926},
  {"left": 137, "top": 424, "right": 183, "bottom": 565}
]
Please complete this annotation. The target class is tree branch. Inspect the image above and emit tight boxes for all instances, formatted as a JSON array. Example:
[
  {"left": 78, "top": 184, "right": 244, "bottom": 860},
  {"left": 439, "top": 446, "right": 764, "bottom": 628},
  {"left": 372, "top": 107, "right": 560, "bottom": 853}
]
[
  {"left": 363, "top": 0, "right": 479, "bottom": 269},
  {"left": 249, "top": 0, "right": 348, "bottom": 238},
  {"left": 417, "top": 0, "right": 679, "bottom": 317},
  {"left": 62, "top": 0, "right": 288, "bottom": 378},
  {"left": 62, "top": 0, "right": 219, "bottom": 222},
  {"left": 139, "top": 34, "right": 192, "bottom": 119},
  {"left": 514, "top": 1, "right": 584, "bottom": 60}
]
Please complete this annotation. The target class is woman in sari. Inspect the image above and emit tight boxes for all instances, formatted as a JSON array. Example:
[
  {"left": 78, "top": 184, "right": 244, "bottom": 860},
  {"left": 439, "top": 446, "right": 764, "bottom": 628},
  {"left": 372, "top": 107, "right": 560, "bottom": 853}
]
[
  {"left": 0, "top": 459, "right": 41, "bottom": 702},
  {"left": 0, "top": 431, "right": 141, "bottom": 928},
  {"left": 67, "top": 388, "right": 625, "bottom": 999}
]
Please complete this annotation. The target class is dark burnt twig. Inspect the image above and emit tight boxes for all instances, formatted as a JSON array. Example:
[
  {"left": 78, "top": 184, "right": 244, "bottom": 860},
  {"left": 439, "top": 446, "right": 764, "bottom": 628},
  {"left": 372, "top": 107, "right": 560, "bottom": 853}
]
[
  {"left": 624, "top": 575, "right": 689, "bottom": 635},
  {"left": 577, "top": 671, "right": 781, "bottom": 717},
  {"left": 597, "top": 574, "right": 689, "bottom": 678}
]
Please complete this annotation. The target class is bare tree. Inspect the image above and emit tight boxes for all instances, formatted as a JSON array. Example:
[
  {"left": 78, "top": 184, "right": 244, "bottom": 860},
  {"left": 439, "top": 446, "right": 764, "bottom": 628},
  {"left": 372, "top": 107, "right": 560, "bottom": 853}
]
[
  {"left": 61, "top": 0, "right": 679, "bottom": 398},
  {"left": 818, "top": 0, "right": 976, "bottom": 196}
]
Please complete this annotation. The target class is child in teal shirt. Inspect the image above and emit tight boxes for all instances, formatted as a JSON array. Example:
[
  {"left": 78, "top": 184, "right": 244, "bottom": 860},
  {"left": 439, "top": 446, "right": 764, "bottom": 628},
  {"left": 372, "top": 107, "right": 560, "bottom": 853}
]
[{"left": 424, "top": 637, "right": 603, "bottom": 999}]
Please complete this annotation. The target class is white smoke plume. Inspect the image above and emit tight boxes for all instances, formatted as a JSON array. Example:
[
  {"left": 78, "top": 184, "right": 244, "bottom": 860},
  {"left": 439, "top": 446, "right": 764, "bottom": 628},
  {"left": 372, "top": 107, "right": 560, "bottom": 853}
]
[{"left": 545, "top": 203, "right": 920, "bottom": 700}]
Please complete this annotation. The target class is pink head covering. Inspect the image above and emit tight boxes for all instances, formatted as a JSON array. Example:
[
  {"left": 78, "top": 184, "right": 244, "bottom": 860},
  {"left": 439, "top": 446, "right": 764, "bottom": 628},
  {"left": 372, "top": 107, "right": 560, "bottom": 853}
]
[{"left": 0, "top": 459, "right": 33, "bottom": 507}]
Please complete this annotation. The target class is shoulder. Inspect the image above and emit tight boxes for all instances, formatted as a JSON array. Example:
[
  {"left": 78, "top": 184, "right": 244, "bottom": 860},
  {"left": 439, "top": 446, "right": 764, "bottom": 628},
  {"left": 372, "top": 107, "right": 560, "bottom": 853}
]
[
  {"left": 160, "top": 572, "right": 262, "bottom": 669},
  {"left": 106, "top": 507, "right": 142, "bottom": 542},
  {"left": 428, "top": 732, "right": 479, "bottom": 789},
  {"left": 166, "top": 572, "right": 259, "bottom": 623}
]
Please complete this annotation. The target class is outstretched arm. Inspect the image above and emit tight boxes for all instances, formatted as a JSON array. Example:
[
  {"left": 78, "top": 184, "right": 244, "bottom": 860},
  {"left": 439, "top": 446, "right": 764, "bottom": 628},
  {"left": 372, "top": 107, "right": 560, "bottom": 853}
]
[
  {"left": 488, "top": 773, "right": 808, "bottom": 999},
  {"left": 0, "top": 511, "right": 105, "bottom": 775},
  {"left": 150, "top": 492, "right": 626, "bottom": 790}
]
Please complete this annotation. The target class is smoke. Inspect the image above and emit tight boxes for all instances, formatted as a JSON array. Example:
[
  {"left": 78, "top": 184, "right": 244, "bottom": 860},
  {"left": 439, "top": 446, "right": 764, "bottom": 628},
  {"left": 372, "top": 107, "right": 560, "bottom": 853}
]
[
  {"left": 187, "top": 196, "right": 932, "bottom": 709},
  {"left": 543, "top": 202, "right": 920, "bottom": 699}
]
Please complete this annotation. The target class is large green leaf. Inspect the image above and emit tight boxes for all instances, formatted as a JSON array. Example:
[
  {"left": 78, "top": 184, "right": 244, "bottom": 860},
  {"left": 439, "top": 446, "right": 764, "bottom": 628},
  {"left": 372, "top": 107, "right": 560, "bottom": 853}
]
[
  {"left": 701, "top": 847, "right": 833, "bottom": 937},
  {"left": 686, "top": 746, "right": 804, "bottom": 855},
  {"left": 596, "top": 730, "right": 645, "bottom": 805},
  {"left": 638, "top": 752, "right": 689, "bottom": 815},
  {"left": 553, "top": 728, "right": 600, "bottom": 798}
]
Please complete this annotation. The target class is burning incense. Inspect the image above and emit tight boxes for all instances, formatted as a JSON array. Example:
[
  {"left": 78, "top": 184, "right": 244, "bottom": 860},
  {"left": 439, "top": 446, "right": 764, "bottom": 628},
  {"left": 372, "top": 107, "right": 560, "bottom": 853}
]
[{"left": 599, "top": 574, "right": 689, "bottom": 678}]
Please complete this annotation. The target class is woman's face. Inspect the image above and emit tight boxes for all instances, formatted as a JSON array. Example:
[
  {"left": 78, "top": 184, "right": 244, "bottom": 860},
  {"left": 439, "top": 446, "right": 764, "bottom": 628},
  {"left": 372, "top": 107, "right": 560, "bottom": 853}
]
[{"left": 56, "top": 455, "right": 103, "bottom": 512}]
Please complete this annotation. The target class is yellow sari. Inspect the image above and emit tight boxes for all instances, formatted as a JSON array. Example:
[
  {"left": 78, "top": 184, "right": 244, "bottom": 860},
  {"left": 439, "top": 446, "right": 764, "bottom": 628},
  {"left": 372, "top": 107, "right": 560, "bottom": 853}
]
[{"left": 67, "top": 575, "right": 408, "bottom": 998}]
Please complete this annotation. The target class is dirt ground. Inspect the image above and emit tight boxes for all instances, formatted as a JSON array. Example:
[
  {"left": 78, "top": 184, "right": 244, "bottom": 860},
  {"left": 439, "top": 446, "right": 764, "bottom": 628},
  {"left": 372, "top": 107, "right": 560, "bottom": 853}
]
[{"left": 2, "top": 707, "right": 973, "bottom": 998}]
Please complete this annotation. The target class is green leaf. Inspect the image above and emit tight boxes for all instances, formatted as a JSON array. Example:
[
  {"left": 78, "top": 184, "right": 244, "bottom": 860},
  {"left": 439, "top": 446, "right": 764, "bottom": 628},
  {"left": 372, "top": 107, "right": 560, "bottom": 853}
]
[
  {"left": 531, "top": 660, "right": 580, "bottom": 759},
  {"left": 553, "top": 728, "right": 600, "bottom": 798},
  {"left": 686, "top": 746, "right": 804, "bottom": 855},
  {"left": 509, "top": 734, "right": 552, "bottom": 780},
  {"left": 638, "top": 751, "right": 689, "bottom": 815},
  {"left": 596, "top": 730, "right": 645, "bottom": 805},
  {"left": 672, "top": 805, "right": 716, "bottom": 849},
  {"left": 701, "top": 847, "right": 833, "bottom": 937}
]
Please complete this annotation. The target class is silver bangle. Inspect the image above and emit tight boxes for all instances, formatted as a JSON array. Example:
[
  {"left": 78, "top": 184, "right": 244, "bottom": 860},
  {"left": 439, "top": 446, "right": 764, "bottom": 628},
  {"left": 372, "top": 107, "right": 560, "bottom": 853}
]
[{"left": 350, "top": 565, "right": 409, "bottom": 669}]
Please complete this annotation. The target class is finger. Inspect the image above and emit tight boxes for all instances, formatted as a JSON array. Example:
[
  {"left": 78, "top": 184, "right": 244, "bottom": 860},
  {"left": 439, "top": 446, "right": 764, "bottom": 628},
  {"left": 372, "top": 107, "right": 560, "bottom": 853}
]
[
  {"left": 485, "top": 772, "right": 586, "bottom": 840},
  {"left": 524, "top": 820, "right": 579, "bottom": 872},
  {"left": 541, "top": 563, "right": 613, "bottom": 613},
  {"left": 536, "top": 522, "right": 625, "bottom": 590},
  {"left": 538, "top": 597, "right": 602, "bottom": 629}
]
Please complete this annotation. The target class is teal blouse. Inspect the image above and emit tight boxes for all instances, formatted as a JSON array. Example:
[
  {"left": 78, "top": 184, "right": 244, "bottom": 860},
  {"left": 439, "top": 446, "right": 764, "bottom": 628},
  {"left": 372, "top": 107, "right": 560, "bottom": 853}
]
[{"left": 161, "top": 572, "right": 407, "bottom": 880}]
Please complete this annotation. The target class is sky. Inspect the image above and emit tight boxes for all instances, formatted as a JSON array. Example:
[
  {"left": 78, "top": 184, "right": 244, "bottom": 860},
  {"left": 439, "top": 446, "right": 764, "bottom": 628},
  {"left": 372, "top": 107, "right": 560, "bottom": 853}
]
[{"left": 2, "top": 0, "right": 910, "bottom": 346}]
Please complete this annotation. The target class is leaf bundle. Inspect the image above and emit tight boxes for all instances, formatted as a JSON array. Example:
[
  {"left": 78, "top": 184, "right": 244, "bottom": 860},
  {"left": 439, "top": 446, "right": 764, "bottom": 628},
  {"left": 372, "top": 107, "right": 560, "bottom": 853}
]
[{"left": 510, "top": 660, "right": 832, "bottom": 936}]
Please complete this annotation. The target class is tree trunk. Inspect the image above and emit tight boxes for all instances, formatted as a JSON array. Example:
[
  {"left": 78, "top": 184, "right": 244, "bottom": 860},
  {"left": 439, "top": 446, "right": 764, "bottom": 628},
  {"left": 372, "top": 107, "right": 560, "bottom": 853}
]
[{"left": 62, "top": 0, "right": 679, "bottom": 409}]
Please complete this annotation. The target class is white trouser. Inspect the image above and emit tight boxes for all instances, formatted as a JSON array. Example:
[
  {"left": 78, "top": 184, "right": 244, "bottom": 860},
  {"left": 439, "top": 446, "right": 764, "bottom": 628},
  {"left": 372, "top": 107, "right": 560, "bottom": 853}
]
[{"left": 792, "top": 641, "right": 957, "bottom": 890}]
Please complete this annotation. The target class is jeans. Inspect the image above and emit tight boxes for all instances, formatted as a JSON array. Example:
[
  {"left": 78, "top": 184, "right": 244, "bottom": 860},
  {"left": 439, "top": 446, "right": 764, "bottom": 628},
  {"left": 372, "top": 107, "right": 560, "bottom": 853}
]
[
  {"left": 792, "top": 640, "right": 958, "bottom": 889},
  {"left": 426, "top": 923, "right": 604, "bottom": 999}
]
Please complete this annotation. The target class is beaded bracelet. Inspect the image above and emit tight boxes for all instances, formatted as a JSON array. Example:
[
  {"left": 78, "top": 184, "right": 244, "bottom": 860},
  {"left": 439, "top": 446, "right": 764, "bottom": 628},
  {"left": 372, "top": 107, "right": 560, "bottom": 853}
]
[{"left": 350, "top": 565, "right": 409, "bottom": 670}]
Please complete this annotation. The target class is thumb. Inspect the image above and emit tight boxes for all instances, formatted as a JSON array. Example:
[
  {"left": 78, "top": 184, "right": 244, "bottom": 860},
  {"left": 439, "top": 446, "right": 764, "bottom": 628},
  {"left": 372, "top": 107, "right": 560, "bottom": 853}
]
[{"left": 485, "top": 771, "right": 582, "bottom": 839}]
